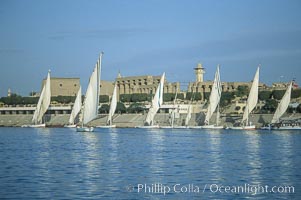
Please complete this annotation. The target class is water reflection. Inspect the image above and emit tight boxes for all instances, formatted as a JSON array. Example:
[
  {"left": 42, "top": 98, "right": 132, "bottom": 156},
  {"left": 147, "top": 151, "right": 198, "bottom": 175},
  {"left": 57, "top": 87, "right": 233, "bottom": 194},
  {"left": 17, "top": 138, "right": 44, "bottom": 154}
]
[
  {"left": 147, "top": 129, "right": 166, "bottom": 182},
  {"left": 207, "top": 131, "right": 222, "bottom": 183},
  {"left": 81, "top": 132, "right": 102, "bottom": 196},
  {"left": 275, "top": 132, "right": 293, "bottom": 185},
  {"left": 245, "top": 130, "right": 263, "bottom": 185}
]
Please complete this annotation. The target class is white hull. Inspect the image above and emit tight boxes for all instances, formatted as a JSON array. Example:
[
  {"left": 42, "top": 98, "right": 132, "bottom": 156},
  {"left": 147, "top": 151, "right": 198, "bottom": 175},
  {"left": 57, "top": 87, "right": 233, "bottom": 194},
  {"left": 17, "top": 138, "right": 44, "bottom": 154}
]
[
  {"left": 261, "top": 126, "right": 301, "bottom": 130},
  {"left": 229, "top": 125, "right": 256, "bottom": 130},
  {"left": 21, "top": 124, "right": 46, "bottom": 128},
  {"left": 76, "top": 127, "right": 94, "bottom": 132},
  {"left": 136, "top": 125, "right": 160, "bottom": 129},
  {"left": 64, "top": 124, "right": 77, "bottom": 128},
  {"left": 160, "top": 126, "right": 188, "bottom": 129},
  {"left": 201, "top": 125, "right": 224, "bottom": 129},
  {"left": 260, "top": 126, "right": 271, "bottom": 130},
  {"left": 189, "top": 126, "right": 203, "bottom": 129},
  {"left": 96, "top": 125, "right": 116, "bottom": 128}
]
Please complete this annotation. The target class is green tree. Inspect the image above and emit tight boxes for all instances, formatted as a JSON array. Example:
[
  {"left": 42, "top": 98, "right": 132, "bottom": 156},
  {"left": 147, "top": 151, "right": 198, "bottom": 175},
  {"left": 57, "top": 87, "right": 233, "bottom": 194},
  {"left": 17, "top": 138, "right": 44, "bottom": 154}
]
[
  {"left": 116, "top": 102, "right": 126, "bottom": 113},
  {"left": 52, "top": 96, "right": 75, "bottom": 104},
  {"left": 235, "top": 85, "right": 249, "bottom": 97},
  {"left": 127, "top": 103, "right": 145, "bottom": 113},
  {"left": 186, "top": 92, "right": 202, "bottom": 101},
  {"left": 99, "top": 104, "right": 110, "bottom": 114},
  {"left": 176, "top": 93, "right": 184, "bottom": 100},
  {"left": 185, "top": 92, "right": 192, "bottom": 100},
  {"left": 220, "top": 92, "right": 235, "bottom": 107},
  {"left": 203, "top": 92, "right": 210, "bottom": 101},
  {"left": 99, "top": 95, "right": 109, "bottom": 103},
  {"left": 261, "top": 99, "right": 278, "bottom": 113},
  {"left": 272, "top": 90, "right": 286, "bottom": 100},
  {"left": 259, "top": 91, "right": 272, "bottom": 101},
  {"left": 131, "top": 93, "right": 148, "bottom": 102},
  {"left": 120, "top": 94, "right": 131, "bottom": 102},
  {"left": 292, "top": 89, "right": 301, "bottom": 99},
  {"left": 297, "top": 104, "right": 301, "bottom": 113},
  {"left": 163, "top": 93, "right": 174, "bottom": 102},
  {"left": 194, "top": 92, "right": 202, "bottom": 101}
]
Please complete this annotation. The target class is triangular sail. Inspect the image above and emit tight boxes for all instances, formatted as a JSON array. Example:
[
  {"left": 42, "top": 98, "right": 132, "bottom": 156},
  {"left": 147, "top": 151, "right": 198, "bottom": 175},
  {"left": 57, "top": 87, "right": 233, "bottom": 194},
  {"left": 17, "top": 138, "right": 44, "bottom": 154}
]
[
  {"left": 82, "top": 53, "right": 102, "bottom": 125},
  {"left": 170, "top": 91, "right": 178, "bottom": 127},
  {"left": 204, "top": 65, "right": 222, "bottom": 125},
  {"left": 145, "top": 72, "right": 165, "bottom": 126},
  {"left": 271, "top": 82, "right": 292, "bottom": 124},
  {"left": 216, "top": 104, "right": 220, "bottom": 126},
  {"left": 185, "top": 105, "right": 192, "bottom": 126},
  {"left": 32, "top": 71, "right": 51, "bottom": 124},
  {"left": 242, "top": 66, "right": 259, "bottom": 124},
  {"left": 68, "top": 86, "right": 82, "bottom": 125},
  {"left": 107, "top": 83, "right": 118, "bottom": 126}
]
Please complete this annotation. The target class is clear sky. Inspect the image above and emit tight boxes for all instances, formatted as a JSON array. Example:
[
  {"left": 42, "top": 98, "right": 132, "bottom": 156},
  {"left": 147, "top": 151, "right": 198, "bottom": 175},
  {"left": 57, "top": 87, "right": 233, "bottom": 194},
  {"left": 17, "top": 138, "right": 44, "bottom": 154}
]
[{"left": 0, "top": 0, "right": 301, "bottom": 97}]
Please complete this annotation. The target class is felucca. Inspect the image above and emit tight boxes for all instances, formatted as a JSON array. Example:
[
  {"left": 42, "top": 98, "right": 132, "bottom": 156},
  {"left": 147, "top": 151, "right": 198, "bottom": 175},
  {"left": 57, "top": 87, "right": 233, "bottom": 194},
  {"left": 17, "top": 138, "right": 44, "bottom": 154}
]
[
  {"left": 76, "top": 53, "right": 102, "bottom": 132},
  {"left": 202, "top": 65, "right": 223, "bottom": 129},
  {"left": 22, "top": 70, "right": 51, "bottom": 128},
  {"left": 261, "top": 82, "right": 301, "bottom": 130},
  {"left": 230, "top": 66, "right": 260, "bottom": 130},
  {"left": 65, "top": 86, "right": 82, "bottom": 128},
  {"left": 96, "top": 82, "right": 118, "bottom": 128},
  {"left": 137, "top": 72, "right": 165, "bottom": 128}
]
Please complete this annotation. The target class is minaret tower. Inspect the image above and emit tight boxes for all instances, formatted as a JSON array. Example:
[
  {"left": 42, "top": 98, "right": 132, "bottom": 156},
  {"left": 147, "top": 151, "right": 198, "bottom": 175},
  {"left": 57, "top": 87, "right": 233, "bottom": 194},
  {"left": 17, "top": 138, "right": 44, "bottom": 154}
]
[
  {"left": 194, "top": 63, "right": 205, "bottom": 82},
  {"left": 7, "top": 88, "right": 11, "bottom": 97}
]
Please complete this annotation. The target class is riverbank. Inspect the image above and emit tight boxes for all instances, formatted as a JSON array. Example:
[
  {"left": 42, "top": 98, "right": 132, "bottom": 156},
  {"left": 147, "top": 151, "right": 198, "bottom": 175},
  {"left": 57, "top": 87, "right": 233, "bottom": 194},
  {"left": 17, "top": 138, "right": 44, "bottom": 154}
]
[{"left": 1, "top": 113, "right": 300, "bottom": 128}]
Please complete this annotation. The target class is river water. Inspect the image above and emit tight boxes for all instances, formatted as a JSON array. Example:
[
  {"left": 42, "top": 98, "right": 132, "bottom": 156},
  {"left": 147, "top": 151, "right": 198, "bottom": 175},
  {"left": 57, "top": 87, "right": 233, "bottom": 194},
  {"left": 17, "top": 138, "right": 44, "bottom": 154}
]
[{"left": 0, "top": 128, "right": 300, "bottom": 199}]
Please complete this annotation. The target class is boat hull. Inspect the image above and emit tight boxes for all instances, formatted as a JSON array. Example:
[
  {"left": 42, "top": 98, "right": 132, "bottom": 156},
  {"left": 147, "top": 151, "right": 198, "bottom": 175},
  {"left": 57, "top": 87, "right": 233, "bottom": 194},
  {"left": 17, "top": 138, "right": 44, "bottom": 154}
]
[
  {"left": 21, "top": 124, "right": 46, "bottom": 128},
  {"left": 76, "top": 127, "right": 94, "bottom": 132},
  {"left": 201, "top": 125, "right": 224, "bottom": 129},
  {"left": 189, "top": 126, "right": 203, "bottom": 129},
  {"left": 64, "top": 124, "right": 77, "bottom": 128},
  {"left": 160, "top": 126, "right": 188, "bottom": 129},
  {"left": 229, "top": 125, "right": 256, "bottom": 130},
  {"left": 96, "top": 125, "right": 117, "bottom": 128},
  {"left": 136, "top": 125, "right": 160, "bottom": 129},
  {"left": 261, "top": 126, "right": 301, "bottom": 130}
]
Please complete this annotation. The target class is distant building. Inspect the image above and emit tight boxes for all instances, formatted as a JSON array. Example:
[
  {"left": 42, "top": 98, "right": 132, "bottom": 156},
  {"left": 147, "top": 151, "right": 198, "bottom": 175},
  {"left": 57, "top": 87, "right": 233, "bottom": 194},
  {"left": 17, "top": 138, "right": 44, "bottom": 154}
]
[
  {"left": 7, "top": 88, "right": 11, "bottom": 97},
  {"left": 41, "top": 77, "right": 115, "bottom": 97},
  {"left": 41, "top": 77, "right": 80, "bottom": 97},
  {"left": 188, "top": 63, "right": 267, "bottom": 101},
  {"left": 100, "top": 80, "right": 115, "bottom": 96},
  {"left": 271, "top": 82, "right": 298, "bottom": 90},
  {"left": 115, "top": 74, "right": 180, "bottom": 96}
]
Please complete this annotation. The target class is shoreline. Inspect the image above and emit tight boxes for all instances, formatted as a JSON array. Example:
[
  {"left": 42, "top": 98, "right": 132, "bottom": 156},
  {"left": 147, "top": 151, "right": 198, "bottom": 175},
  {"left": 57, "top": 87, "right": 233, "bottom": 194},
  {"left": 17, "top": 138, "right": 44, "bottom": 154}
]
[{"left": 1, "top": 113, "right": 299, "bottom": 128}]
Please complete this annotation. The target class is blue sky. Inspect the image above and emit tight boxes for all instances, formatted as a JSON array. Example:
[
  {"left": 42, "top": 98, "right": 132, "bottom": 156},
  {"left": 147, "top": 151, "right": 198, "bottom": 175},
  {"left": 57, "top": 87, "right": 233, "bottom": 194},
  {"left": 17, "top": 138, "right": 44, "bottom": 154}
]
[{"left": 0, "top": 0, "right": 301, "bottom": 97}]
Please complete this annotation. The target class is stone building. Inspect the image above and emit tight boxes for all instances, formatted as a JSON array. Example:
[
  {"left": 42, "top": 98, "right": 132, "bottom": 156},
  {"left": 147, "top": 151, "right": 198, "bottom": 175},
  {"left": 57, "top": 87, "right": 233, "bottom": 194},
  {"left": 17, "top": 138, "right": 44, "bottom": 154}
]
[
  {"left": 115, "top": 73, "right": 180, "bottom": 95},
  {"left": 41, "top": 77, "right": 115, "bottom": 97},
  {"left": 100, "top": 80, "right": 115, "bottom": 96},
  {"left": 188, "top": 63, "right": 266, "bottom": 101},
  {"left": 42, "top": 77, "right": 80, "bottom": 97}
]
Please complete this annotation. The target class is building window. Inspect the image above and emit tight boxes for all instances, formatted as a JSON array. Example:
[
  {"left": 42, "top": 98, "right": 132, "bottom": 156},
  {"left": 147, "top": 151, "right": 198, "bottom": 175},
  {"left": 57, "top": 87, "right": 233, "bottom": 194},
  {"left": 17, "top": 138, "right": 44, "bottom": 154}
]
[
  {"left": 74, "top": 84, "right": 77, "bottom": 87},
  {"left": 59, "top": 84, "right": 63, "bottom": 87}
]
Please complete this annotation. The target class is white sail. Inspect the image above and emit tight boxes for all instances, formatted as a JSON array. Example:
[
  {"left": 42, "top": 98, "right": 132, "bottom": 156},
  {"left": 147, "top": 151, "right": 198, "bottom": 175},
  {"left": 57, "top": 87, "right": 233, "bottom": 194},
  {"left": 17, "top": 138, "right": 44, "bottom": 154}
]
[
  {"left": 216, "top": 104, "right": 220, "bottom": 126},
  {"left": 242, "top": 66, "right": 259, "bottom": 124},
  {"left": 185, "top": 105, "right": 192, "bottom": 126},
  {"left": 107, "top": 83, "right": 118, "bottom": 126},
  {"left": 68, "top": 86, "right": 82, "bottom": 125},
  {"left": 32, "top": 70, "right": 51, "bottom": 124},
  {"left": 82, "top": 53, "right": 102, "bottom": 125},
  {"left": 170, "top": 91, "right": 178, "bottom": 127},
  {"left": 204, "top": 65, "right": 222, "bottom": 125},
  {"left": 145, "top": 72, "right": 165, "bottom": 126},
  {"left": 271, "top": 82, "right": 292, "bottom": 124}
]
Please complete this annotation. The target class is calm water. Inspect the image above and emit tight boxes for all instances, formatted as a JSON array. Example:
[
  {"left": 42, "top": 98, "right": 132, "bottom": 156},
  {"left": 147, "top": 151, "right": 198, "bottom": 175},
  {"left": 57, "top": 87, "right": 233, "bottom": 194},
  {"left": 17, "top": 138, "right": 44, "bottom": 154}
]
[{"left": 0, "top": 128, "right": 300, "bottom": 199}]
